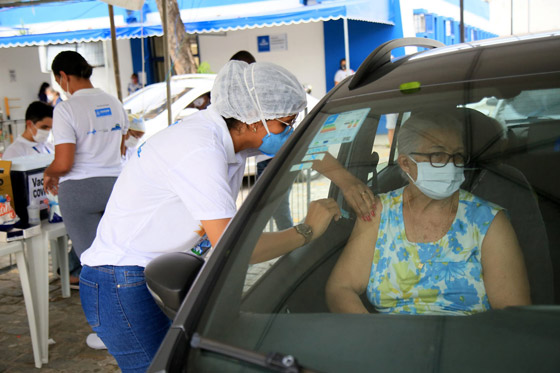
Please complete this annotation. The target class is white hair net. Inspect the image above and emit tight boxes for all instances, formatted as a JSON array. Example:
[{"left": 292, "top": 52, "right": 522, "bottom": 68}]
[{"left": 211, "top": 60, "right": 307, "bottom": 124}]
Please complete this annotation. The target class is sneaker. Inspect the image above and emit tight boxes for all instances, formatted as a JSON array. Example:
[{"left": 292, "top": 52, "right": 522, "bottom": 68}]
[
  {"left": 86, "top": 333, "right": 107, "bottom": 350},
  {"left": 69, "top": 275, "right": 80, "bottom": 290}
]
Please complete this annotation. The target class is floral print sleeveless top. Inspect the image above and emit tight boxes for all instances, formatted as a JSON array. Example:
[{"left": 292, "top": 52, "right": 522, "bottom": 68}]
[{"left": 366, "top": 187, "right": 502, "bottom": 315}]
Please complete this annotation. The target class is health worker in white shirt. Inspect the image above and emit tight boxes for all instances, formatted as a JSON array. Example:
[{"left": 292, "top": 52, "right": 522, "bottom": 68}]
[
  {"left": 43, "top": 50, "right": 128, "bottom": 290},
  {"left": 78, "top": 60, "right": 377, "bottom": 372},
  {"left": 2, "top": 101, "right": 54, "bottom": 159}
]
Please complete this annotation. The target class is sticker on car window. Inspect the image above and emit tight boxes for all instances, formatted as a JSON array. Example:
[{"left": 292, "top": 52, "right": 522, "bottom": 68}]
[
  {"left": 290, "top": 162, "right": 313, "bottom": 172},
  {"left": 302, "top": 153, "right": 326, "bottom": 162},
  {"left": 309, "top": 108, "right": 370, "bottom": 147},
  {"left": 306, "top": 145, "right": 329, "bottom": 154}
]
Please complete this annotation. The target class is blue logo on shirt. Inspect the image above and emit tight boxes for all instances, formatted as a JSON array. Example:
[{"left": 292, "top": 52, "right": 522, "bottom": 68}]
[
  {"left": 111, "top": 123, "right": 122, "bottom": 131},
  {"left": 95, "top": 107, "right": 112, "bottom": 117}
]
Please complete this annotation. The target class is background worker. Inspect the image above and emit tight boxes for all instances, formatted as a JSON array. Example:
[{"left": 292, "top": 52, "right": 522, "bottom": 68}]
[
  {"left": 121, "top": 113, "right": 146, "bottom": 164},
  {"left": 43, "top": 50, "right": 128, "bottom": 350},
  {"left": 3, "top": 101, "right": 54, "bottom": 159},
  {"left": 334, "top": 58, "right": 355, "bottom": 85}
]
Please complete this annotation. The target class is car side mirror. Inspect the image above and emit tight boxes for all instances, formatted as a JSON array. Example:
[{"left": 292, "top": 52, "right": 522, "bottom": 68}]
[{"left": 145, "top": 252, "right": 204, "bottom": 319}]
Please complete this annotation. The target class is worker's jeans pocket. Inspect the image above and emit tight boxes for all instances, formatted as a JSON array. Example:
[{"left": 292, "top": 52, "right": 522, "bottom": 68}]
[{"left": 79, "top": 267, "right": 100, "bottom": 328}]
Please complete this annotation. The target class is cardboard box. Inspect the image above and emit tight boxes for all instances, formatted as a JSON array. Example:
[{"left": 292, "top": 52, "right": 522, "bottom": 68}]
[
  {"left": 0, "top": 224, "right": 41, "bottom": 243},
  {"left": 0, "top": 160, "right": 15, "bottom": 206}
]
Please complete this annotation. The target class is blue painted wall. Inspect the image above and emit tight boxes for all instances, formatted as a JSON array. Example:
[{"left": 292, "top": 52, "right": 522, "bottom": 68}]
[
  {"left": 414, "top": 9, "right": 497, "bottom": 45},
  {"left": 443, "top": 0, "right": 490, "bottom": 19},
  {"left": 323, "top": 0, "right": 403, "bottom": 93}
]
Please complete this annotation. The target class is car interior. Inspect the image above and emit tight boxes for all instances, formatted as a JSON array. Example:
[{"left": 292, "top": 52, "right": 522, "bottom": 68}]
[{"left": 183, "top": 75, "right": 560, "bottom": 370}]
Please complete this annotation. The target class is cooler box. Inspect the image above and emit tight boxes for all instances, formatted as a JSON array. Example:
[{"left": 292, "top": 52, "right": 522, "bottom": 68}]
[{"left": 10, "top": 154, "right": 54, "bottom": 228}]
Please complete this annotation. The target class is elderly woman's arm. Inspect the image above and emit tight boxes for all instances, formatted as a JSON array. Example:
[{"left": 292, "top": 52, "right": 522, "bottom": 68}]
[
  {"left": 326, "top": 200, "right": 381, "bottom": 313},
  {"left": 481, "top": 211, "right": 532, "bottom": 308}
]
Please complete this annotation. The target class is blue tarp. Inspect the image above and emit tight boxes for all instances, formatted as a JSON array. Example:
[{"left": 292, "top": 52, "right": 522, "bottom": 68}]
[{"left": 0, "top": 0, "right": 393, "bottom": 47}]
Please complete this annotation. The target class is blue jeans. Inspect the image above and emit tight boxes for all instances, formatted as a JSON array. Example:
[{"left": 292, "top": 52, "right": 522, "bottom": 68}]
[{"left": 80, "top": 265, "right": 171, "bottom": 373}]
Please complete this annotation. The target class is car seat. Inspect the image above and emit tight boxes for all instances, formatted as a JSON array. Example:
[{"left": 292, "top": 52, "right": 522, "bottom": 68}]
[{"left": 375, "top": 108, "right": 554, "bottom": 304}]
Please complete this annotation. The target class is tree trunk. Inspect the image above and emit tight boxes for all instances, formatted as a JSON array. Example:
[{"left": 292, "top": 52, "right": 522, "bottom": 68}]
[{"left": 155, "top": 0, "right": 197, "bottom": 75}]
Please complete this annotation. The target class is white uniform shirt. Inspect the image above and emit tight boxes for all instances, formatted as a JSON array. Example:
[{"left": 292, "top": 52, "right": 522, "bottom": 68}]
[
  {"left": 2, "top": 136, "right": 54, "bottom": 159},
  {"left": 52, "top": 88, "right": 128, "bottom": 183},
  {"left": 81, "top": 108, "right": 252, "bottom": 268},
  {"left": 334, "top": 68, "right": 355, "bottom": 84}
]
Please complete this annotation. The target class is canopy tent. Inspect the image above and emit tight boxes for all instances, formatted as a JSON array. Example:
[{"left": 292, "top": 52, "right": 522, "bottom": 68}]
[{"left": 0, "top": 0, "right": 394, "bottom": 48}]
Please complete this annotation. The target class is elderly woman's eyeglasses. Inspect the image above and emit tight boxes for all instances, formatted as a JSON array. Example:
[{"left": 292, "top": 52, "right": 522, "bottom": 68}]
[{"left": 409, "top": 152, "right": 469, "bottom": 167}]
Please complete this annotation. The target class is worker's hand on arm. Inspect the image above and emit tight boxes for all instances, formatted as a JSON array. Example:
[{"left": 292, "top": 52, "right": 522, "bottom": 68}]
[
  {"left": 250, "top": 198, "right": 341, "bottom": 264},
  {"left": 312, "top": 152, "right": 375, "bottom": 222},
  {"left": 303, "top": 198, "right": 342, "bottom": 239}
]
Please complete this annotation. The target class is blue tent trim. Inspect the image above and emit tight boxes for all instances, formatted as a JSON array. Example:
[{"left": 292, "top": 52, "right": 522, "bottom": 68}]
[{"left": 0, "top": 0, "right": 393, "bottom": 48}]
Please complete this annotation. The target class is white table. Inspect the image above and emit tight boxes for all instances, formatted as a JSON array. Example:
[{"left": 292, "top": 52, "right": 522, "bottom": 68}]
[
  {"left": 0, "top": 240, "right": 42, "bottom": 368},
  {"left": 41, "top": 220, "right": 70, "bottom": 298},
  {"left": 6, "top": 221, "right": 71, "bottom": 367}
]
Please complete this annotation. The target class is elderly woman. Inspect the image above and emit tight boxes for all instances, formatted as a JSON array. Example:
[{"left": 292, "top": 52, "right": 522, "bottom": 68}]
[{"left": 326, "top": 111, "right": 531, "bottom": 315}]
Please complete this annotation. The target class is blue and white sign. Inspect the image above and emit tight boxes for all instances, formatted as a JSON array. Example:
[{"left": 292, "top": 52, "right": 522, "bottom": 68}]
[
  {"left": 257, "top": 34, "right": 288, "bottom": 53},
  {"left": 257, "top": 35, "right": 270, "bottom": 52}
]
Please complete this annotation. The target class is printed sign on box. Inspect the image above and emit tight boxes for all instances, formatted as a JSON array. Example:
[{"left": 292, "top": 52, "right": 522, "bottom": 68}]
[{"left": 27, "top": 172, "right": 48, "bottom": 210}]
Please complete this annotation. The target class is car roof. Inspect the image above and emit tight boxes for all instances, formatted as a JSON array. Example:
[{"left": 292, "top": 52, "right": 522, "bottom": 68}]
[{"left": 332, "top": 32, "right": 560, "bottom": 101}]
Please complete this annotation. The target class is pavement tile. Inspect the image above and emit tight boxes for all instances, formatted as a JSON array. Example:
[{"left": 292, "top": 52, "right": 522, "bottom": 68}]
[{"left": 0, "top": 266, "right": 119, "bottom": 372}]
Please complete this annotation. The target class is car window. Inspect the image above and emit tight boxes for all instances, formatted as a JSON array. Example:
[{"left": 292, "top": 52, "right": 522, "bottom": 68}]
[
  {"left": 188, "top": 65, "right": 560, "bottom": 371},
  {"left": 123, "top": 85, "right": 192, "bottom": 119}
]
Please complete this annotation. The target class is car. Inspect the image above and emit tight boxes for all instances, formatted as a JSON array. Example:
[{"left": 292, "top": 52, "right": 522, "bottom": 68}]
[
  {"left": 145, "top": 32, "right": 560, "bottom": 372},
  {"left": 123, "top": 74, "right": 320, "bottom": 177}
]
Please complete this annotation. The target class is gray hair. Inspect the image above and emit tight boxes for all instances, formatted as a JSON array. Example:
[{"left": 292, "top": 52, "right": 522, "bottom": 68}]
[{"left": 397, "top": 111, "right": 464, "bottom": 155}]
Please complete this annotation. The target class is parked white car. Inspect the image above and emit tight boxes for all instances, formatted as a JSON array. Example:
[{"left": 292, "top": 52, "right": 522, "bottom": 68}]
[{"left": 123, "top": 73, "right": 320, "bottom": 176}]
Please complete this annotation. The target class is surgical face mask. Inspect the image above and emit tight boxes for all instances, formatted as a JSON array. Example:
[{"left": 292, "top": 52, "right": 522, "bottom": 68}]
[
  {"left": 124, "top": 136, "right": 140, "bottom": 149},
  {"left": 341, "top": 64, "right": 346, "bottom": 70},
  {"left": 406, "top": 156, "right": 465, "bottom": 200},
  {"left": 32, "top": 127, "right": 50, "bottom": 143},
  {"left": 258, "top": 124, "right": 294, "bottom": 157}
]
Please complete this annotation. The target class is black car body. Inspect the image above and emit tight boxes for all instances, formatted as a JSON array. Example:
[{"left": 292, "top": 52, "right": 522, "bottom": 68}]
[{"left": 147, "top": 32, "right": 560, "bottom": 372}]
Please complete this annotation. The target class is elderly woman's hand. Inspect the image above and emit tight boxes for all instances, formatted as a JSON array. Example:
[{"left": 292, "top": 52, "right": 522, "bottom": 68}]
[{"left": 304, "top": 198, "right": 342, "bottom": 240}]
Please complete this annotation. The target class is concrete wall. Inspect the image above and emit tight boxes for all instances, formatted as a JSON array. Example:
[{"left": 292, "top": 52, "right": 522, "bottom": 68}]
[
  {"left": 198, "top": 22, "right": 326, "bottom": 98},
  {"left": 488, "top": 0, "right": 560, "bottom": 36},
  {"left": 0, "top": 46, "right": 51, "bottom": 120}
]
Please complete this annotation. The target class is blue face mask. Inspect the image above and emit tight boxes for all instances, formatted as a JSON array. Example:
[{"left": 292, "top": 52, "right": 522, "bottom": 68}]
[{"left": 258, "top": 124, "right": 294, "bottom": 157}]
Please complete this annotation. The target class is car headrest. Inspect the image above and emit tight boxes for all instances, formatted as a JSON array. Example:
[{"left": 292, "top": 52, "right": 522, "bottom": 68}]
[{"left": 450, "top": 108, "right": 507, "bottom": 162}]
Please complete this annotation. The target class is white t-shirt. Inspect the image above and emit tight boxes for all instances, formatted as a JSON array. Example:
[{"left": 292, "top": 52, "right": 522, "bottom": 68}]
[
  {"left": 2, "top": 136, "right": 54, "bottom": 159},
  {"left": 81, "top": 107, "right": 253, "bottom": 268},
  {"left": 52, "top": 88, "right": 128, "bottom": 183},
  {"left": 334, "top": 68, "right": 355, "bottom": 84}
]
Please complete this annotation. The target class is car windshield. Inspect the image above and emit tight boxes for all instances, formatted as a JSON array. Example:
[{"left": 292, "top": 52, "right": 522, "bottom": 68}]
[{"left": 185, "top": 50, "right": 560, "bottom": 371}]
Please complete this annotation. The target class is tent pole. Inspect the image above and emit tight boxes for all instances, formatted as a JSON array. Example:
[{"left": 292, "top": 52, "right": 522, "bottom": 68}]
[
  {"left": 108, "top": 5, "right": 122, "bottom": 101},
  {"left": 141, "top": 7, "right": 145, "bottom": 87},
  {"left": 162, "top": 0, "right": 172, "bottom": 126},
  {"left": 343, "top": 17, "right": 350, "bottom": 71}
]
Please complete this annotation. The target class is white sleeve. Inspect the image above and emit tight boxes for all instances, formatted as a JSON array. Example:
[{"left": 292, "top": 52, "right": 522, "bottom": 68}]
[
  {"left": 52, "top": 102, "right": 77, "bottom": 145},
  {"left": 167, "top": 147, "right": 237, "bottom": 221}
]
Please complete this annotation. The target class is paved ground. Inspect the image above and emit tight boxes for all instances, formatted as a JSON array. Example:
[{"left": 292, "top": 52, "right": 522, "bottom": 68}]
[
  {"left": 0, "top": 136, "right": 392, "bottom": 372},
  {"left": 0, "top": 264, "right": 119, "bottom": 373}
]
